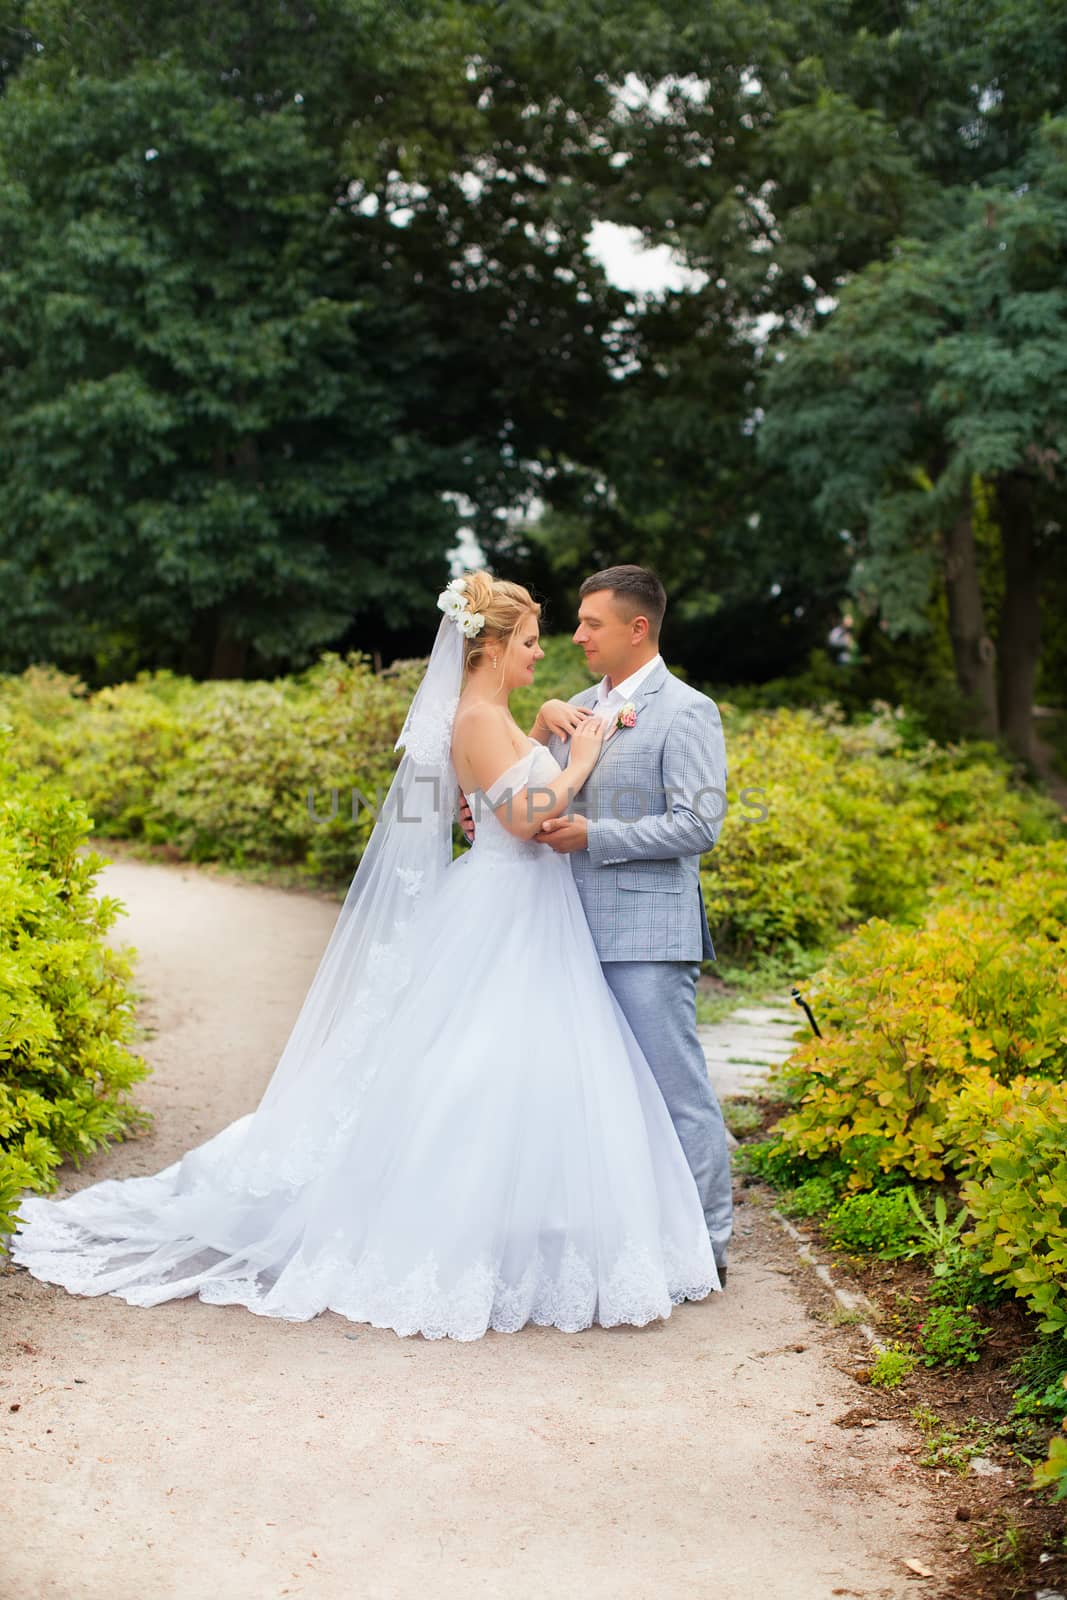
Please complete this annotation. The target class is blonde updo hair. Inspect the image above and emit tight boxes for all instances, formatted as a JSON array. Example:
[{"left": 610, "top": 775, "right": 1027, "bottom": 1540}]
[{"left": 458, "top": 570, "right": 541, "bottom": 675}]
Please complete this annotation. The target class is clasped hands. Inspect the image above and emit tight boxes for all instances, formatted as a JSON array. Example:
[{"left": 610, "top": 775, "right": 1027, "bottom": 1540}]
[{"left": 457, "top": 796, "right": 590, "bottom": 854}]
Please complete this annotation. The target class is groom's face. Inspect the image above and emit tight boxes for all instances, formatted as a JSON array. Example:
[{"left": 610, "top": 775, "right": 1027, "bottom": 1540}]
[{"left": 573, "top": 589, "right": 643, "bottom": 683}]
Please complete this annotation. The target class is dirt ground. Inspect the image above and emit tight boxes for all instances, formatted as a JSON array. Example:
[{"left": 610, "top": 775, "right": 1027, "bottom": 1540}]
[{"left": 1, "top": 853, "right": 953, "bottom": 1600}]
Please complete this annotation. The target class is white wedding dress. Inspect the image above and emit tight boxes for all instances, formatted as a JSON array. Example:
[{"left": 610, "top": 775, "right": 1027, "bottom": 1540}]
[{"left": 7, "top": 738, "right": 720, "bottom": 1339}]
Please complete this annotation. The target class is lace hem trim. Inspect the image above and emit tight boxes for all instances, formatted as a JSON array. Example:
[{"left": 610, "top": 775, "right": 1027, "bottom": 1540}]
[{"left": 9, "top": 1213, "right": 720, "bottom": 1341}]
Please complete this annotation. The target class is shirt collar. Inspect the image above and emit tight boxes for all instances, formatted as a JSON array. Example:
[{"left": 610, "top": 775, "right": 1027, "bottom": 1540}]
[{"left": 595, "top": 653, "right": 663, "bottom": 706}]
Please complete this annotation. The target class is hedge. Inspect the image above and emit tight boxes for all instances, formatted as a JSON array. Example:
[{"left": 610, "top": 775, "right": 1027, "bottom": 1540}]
[
  {"left": 0, "top": 725, "right": 152, "bottom": 1243},
  {"left": 2, "top": 662, "right": 1057, "bottom": 955}
]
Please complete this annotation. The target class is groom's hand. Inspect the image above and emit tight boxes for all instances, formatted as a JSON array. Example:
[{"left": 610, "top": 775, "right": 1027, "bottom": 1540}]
[{"left": 538, "top": 815, "right": 589, "bottom": 853}]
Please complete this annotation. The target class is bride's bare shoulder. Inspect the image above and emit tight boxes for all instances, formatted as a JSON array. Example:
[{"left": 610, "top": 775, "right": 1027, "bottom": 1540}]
[
  {"left": 452, "top": 700, "right": 508, "bottom": 737},
  {"left": 452, "top": 702, "right": 525, "bottom": 766}
]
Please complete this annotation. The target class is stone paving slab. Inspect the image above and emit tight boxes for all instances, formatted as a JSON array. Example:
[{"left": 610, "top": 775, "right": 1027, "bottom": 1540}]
[
  {"left": 728, "top": 1005, "right": 802, "bottom": 1028},
  {"left": 699, "top": 1000, "right": 816, "bottom": 1102},
  {"left": 702, "top": 1030, "right": 796, "bottom": 1055}
]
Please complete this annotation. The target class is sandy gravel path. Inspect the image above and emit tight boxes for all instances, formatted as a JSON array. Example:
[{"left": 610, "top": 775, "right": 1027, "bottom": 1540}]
[{"left": 2, "top": 853, "right": 946, "bottom": 1600}]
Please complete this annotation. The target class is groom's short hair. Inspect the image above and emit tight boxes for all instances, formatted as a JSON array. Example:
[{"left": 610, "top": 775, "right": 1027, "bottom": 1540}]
[{"left": 579, "top": 566, "right": 667, "bottom": 640}]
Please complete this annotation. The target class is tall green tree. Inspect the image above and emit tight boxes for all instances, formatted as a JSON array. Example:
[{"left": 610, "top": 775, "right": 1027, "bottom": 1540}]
[
  {"left": 759, "top": 117, "right": 1067, "bottom": 761},
  {"left": 0, "top": 59, "right": 468, "bottom": 678},
  {"left": 472, "top": 1, "right": 852, "bottom": 677},
  {"left": 482, "top": 1, "right": 1026, "bottom": 681},
  {"left": 0, "top": 0, "right": 646, "bottom": 677},
  {"left": 0, "top": 0, "right": 33, "bottom": 95}
]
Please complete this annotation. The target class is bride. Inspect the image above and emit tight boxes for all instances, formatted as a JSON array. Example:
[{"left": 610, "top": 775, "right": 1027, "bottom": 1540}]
[{"left": 6, "top": 571, "right": 721, "bottom": 1340}]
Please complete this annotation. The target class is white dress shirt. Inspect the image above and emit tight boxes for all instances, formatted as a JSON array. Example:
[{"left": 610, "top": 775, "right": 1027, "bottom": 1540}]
[{"left": 593, "top": 654, "right": 663, "bottom": 735}]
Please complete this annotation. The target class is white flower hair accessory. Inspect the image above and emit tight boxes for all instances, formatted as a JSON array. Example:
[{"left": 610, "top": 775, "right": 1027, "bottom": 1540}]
[{"left": 436, "top": 576, "right": 485, "bottom": 638}]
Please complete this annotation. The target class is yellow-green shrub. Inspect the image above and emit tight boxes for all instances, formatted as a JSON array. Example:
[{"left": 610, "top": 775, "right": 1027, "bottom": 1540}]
[
  {"left": 756, "top": 839, "right": 1067, "bottom": 1338},
  {"left": 959, "top": 1079, "right": 1067, "bottom": 1335},
  {"left": 63, "top": 672, "right": 207, "bottom": 841},
  {"left": 0, "top": 728, "right": 152, "bottom": 1245},
  {"left": 770, "top": 842, "right": 1067, "bottom": 1185},
  {"left": 0, "top": 664, "right": 206, "bottom": 837},
  {"left": 700, "top": 704, "right": 1058, "bottom": 957},
  {"left": 1034, "top": 1430, "right": 1067, "bottom": 1502},
  {"left": 700, "top": 717, "right": 856, "bottom": 953},
  {"left": 0, "top": 654, "right": 428, "bottom": 883},
  {"left": 153, "top": 653, "right": 425, "bottom": 878},
  {"left": 0, "top": 660, "right": 1059, "bottom": 910},
  {"left": 0, "top": 663, "right": 92, "bottom": 772}
]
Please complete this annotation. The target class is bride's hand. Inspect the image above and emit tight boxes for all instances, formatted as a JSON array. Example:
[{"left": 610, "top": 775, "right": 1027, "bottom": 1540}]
[
  {"left": 566, "top": 715, "right": 605, "bottom": 775},
  {"left": 536, "top": 699, "right": 593, "bottom": 740}
]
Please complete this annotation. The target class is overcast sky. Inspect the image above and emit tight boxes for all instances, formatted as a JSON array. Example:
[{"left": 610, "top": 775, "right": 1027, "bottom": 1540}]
[{"left": 585, "top": 220, "right": 708, "bottom": 295}]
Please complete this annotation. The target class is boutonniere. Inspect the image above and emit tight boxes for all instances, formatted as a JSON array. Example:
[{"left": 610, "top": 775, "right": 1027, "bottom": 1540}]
[{"left": 615, "top": 701, "right": 638, "bottom": 730}]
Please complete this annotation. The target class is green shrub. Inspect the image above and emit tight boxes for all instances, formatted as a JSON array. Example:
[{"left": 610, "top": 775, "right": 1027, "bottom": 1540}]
[
  {"left": 0, "top": 663, "right": 91, "bottom": 770},
  {"left": 915, "top": 1303, "right": 991, "bottom": 1367},
  {"left": 928, "top": 1243, "right": 1011, "bottom": 1310},
  {"left": 152, "top": 657, "right": 415, "bottom": 876},
  {"left": 824, "top": 1188, "right": 926, "bottom": 1257},
  {"left": 63, "top": 671, "right": 206, "bottom": 842},
  {"left": 0, "top": 653, "right": 430, "bottom": 882},
  {"left": 0, "top": 643, "right": 591, "bottom": 888},
  {"left": 0, "top": 728, "right": 152, "bottom": 1245},
  {"left": 779, "top": 1175, "right": 842, "bottom": 1218},
  {"left": 869, "top": 1344, "right": 918, "bottom": 1388},
  {"left": 1011, "top": 1340, "right": 1067, "bottom": 1426},
  {"left": 733, "top": 1137, "right": 835, "bottom": 1191}
]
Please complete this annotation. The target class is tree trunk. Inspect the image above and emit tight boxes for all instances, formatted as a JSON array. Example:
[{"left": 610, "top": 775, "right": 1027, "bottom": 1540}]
[
  {"left": 209, "top": 614, "right": 248, "bottom": 679},
  {"left": 996, "top": 474, "right": 1042, "bottom": 768},
  {"left": 941, "top": 498, "right": 999, "bottom": 738}
]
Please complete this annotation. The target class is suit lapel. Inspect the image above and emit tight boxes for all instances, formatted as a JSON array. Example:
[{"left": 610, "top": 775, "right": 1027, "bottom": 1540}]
[
  {"left": 589, "top": 659, "right": 668, "bottom": 773},
  {"left": 556, "top": 661, "right": 669, "bottom": 777}
]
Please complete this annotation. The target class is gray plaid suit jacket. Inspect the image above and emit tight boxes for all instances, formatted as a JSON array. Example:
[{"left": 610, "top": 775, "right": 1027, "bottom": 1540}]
[{"left": 547, "top": 660, "right": 727, "bottom": 962}]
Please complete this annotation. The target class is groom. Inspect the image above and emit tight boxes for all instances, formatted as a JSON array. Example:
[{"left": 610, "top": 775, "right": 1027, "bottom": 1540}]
[{"left": 538, "top": 566, "right": 732, "bottom": 1283}]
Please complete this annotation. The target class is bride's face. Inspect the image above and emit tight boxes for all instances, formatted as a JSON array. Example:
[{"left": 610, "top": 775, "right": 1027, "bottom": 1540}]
[{"left": 505, "top": 613, "right": 544, "bottom": 689}]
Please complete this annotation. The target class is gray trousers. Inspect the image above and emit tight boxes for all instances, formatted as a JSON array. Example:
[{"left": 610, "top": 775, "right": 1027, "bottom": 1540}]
[{"left": 602, "top": 960, "right": 733, "bottom": 1267}]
